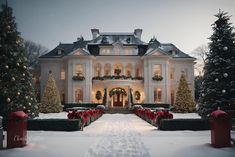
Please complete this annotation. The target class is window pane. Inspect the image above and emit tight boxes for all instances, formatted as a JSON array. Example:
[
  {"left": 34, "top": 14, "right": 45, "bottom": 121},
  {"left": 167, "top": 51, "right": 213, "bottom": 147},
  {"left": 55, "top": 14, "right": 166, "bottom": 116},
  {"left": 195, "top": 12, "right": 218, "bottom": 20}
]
[
  {"left": 75, "top": 89, "right": 83, "bottom": 103},
  {"left": 76, "top": 64, "right": 84, "bottom": 76},
  {"left": 153, "top": 65, "right": 161, "bottom": 76},
  {"left": 157, "top": 88, "right": 162, "bottom": 102},
  {"left": 61, "top": 69, "right": 65, "bottom": 80},
  {"left": 154, "top": 88, "right": 162, "bottom": 103}
]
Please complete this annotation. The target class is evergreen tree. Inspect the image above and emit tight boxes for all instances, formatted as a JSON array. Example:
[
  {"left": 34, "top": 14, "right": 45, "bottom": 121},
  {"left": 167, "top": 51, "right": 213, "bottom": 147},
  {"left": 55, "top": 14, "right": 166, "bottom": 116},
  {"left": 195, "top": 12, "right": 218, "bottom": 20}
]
[
  {"left": 0, "top": 4, "right": 38, "bottom": 119},
  {"left": 39, "top": 71, "right": 63, "bottom": 113},
  {"left": 174, "top": 73, "right": 195, "bottom": 113},
  {"left": 198, "top": 11, "right": 235, "bottom": 118},
  {"left": 194, "top": 75, "right": 203, "bottom": 102}
]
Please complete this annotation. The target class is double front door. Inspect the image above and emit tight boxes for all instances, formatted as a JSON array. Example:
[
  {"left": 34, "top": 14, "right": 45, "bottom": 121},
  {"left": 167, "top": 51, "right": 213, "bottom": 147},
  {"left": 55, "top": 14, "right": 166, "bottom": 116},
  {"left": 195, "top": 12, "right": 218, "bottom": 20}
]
[{"left": 113, "top": 93, "right": 123, "bottom": 107}]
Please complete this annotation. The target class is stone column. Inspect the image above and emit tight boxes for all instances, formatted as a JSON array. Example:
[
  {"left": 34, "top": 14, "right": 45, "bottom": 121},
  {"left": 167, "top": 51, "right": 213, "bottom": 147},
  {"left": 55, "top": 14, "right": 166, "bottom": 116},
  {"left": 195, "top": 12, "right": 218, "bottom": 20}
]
[
  {"left": 101, "top": 63, "right": 104, "bottom": 77},
  {"left": 128, "top": 86, "right": 131, "bottom": 108},
  {"left": 111, "top": 65, "right": 114, "bottom": 76},
  {"left": 105, "top": 88, "right": 109, "bottom": 108},
  {"left": 123, "top": 64, "right": 126, "bottom": 76}
]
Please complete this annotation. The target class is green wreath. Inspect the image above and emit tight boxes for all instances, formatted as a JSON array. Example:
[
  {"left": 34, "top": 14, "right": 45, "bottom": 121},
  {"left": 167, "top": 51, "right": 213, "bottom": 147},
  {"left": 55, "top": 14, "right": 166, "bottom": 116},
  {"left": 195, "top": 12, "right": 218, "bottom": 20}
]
[
  {"left": 135, "top": 91, "right": 141, "bottom": 100},
  {"left": 96, "top": 90, "right": 102, "bottom": 102}
]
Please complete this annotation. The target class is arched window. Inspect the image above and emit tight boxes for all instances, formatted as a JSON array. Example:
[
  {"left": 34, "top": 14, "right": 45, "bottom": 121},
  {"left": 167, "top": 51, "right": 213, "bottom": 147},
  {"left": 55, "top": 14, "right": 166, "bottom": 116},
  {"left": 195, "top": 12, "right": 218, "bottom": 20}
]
[
  {"left": 75, "top": 64, "right": 84, "bottom": 76},
  {"left": 153, "top": 64, "right": 161, "bottom": 76},
  {"left": 114, "top": 63, "right": 123, "bottom": 76},
  {"left": 126, "top": 63, "right": 133, "bottom": 77},
  {"left": 94, "top": 63, "right": 102, "bottom": 77},
  {"left": 104, "top": 63, "right": 111, "bottom": 76},
  {"left": 75, "top": 89, "right": 83, "bottom": 103}
]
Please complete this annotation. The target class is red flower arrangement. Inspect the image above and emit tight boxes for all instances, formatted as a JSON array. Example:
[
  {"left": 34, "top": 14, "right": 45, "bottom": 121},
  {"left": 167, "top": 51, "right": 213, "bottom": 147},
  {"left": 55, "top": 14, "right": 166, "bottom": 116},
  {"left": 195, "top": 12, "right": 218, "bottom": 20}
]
[
  {"left": 134, "top": 107, "right": 173, "bottom": 126},
  {"left": 67, "top": 108, "right": 103, "bottom": 130}
]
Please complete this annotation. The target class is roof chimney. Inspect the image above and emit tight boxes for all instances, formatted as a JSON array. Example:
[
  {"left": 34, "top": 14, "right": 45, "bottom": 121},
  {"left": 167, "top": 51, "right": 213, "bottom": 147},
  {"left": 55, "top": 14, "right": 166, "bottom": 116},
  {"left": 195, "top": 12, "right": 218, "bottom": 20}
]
[
  {"left": 134, "top": 29, "right": 142, "bottom": 39},
  {"left": 91, "top": 29, "right": 99, "bottom": 39}
]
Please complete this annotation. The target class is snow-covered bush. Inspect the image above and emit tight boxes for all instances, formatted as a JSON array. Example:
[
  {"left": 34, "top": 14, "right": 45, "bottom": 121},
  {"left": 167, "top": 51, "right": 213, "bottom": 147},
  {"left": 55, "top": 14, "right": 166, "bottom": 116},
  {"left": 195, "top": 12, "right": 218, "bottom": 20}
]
[
  {"left": 96, "top": 105, "right": 105, "bottom": 111},
  {"left": 132, "top": 105, "right": 143, "bottom": 110}
]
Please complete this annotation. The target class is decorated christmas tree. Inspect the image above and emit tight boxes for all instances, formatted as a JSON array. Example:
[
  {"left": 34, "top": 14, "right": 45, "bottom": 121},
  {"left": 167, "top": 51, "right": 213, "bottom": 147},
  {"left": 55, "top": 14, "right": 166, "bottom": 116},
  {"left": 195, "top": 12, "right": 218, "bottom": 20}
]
[
  {"left": 198, "top": 11, "right": 235, "bottom": 118},
  {"left": 39, "top": 71, "right": 63, "bottom": 113},
  {"left": 0, "top": 4, "right": 38, "bottom": 119},
  {"left": 174, "top": 72, "right": 195, "bottom": 113}
]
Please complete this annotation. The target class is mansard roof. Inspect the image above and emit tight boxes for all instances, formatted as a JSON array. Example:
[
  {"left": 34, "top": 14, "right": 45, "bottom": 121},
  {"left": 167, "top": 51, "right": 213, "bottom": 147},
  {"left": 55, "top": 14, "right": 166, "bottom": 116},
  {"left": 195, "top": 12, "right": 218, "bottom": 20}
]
[
  {"left": 40, "top": 29, "right": 194, "bottom": 59},
  {"left": 145, "top": 37, "right": 194, "bottom": 58},
  {"left": 88, "top": 32, "right": 147, "bottom": 46},
  {"left": 40, "top": 37, "right": 90, "bottom": 58}
]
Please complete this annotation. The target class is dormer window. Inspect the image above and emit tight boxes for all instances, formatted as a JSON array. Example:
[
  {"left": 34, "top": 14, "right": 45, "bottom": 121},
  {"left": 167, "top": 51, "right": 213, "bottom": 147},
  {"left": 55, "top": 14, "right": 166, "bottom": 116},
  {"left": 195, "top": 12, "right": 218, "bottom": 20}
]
[
  {"left": 172, "top": 48, "right": 178, "bottom": 56},
  {"left": 126, "top": 37, "right": 131, "bottom": 43},
  {"left": 57, "top": 48, "right": 63, "bottom": 55},
  {"left": 101, "top": 36, "right": 108, "bottom": 44},
  {"left": 58, "top": 49, "right": 62, "bottom": 55}
]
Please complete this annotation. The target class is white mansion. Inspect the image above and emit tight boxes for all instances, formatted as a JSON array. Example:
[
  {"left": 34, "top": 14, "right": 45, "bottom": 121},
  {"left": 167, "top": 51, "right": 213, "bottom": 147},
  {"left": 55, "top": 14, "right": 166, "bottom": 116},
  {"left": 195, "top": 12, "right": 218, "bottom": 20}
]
[{"left": 39, "top": 29, "right": 195, "bottom": 107}]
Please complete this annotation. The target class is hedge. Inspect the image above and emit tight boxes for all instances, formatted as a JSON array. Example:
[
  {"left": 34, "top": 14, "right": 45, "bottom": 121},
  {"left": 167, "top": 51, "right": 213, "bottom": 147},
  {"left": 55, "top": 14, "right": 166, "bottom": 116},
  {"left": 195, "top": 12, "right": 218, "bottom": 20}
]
[
  {"left": 132, "top": 103, "right": 172, "bottom": 109},
  {"left": 63, "top": 103, "right": 103, "bottom": 110},
  {"left": 158, "top": 118, "right": 210, "bottom": 131},
  {"left": 27, "top": 119, "right": 82, "bottom": 131}
]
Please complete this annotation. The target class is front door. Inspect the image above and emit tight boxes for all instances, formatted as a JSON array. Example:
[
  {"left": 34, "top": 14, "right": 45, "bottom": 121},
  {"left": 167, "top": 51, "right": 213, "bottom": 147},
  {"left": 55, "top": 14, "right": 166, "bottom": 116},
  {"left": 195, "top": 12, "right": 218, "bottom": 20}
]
[{"left": 113, "top": 93, "right": 123, "bottom": 107}]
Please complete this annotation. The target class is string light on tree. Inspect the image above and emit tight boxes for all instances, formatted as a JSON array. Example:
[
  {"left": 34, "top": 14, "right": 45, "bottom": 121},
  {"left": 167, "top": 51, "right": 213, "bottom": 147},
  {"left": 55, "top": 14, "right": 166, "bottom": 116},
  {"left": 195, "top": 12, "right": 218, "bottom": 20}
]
[
  {"left": 215, "top": 78, "right": 219, "bottom": 82},
  {"left": 17, "top": 92, "right": 20, "bottom": 96},
  {"left": 223, "top": 46, "right": 228, "bottom": 51},
  {"left": 6, "top": 98, "right": 11, "bottom": 102},
  {"left": 223, "top": 73, "right": 228, "bottom": 78},
  {"left": 222, "top": 89, "right": 226, "bottom": 93}
]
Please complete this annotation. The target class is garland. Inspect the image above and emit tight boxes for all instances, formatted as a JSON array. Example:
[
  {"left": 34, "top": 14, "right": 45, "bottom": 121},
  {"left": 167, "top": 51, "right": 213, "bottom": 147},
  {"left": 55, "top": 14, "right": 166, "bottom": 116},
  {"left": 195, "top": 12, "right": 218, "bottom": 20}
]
[
  {"left": 152, "top": 75, "right": 163, "bottom": 81},
  {"left": 109, "top": 87, "right": 127, "bottom": 97}
]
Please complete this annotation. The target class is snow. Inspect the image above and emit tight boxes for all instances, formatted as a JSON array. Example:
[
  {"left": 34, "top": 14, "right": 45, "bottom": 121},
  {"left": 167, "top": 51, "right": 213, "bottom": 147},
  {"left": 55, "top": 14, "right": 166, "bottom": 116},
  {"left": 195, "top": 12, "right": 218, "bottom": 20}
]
[
  {"left": 35, "top": 112, "right": 68, "bottom": 119},
  {"left": 173, "top": 113, "right": 201, "bottom": 119},
  {"left": 0, "top": 114, "right": 234, "bottom": 157},
  {"left": 36, "top": 112, "right": 201, "bottom": 119}
]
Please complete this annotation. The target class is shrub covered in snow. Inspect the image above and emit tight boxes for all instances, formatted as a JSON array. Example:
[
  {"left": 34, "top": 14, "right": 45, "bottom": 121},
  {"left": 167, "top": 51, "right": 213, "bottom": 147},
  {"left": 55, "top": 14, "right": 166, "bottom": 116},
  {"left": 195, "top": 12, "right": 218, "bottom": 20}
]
[
  {"left": 132, "top": 105, "right": 143, "bottom": 110},
  {"left": 96, "top": 105, "right": 105, "bottom": 112}
]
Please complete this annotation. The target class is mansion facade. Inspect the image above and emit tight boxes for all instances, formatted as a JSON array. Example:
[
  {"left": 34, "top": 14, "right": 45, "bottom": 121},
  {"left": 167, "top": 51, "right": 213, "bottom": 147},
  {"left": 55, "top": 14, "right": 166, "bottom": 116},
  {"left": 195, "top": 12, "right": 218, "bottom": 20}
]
[{"left": 39, "top": 29, "right": 195, "bottom": 107}]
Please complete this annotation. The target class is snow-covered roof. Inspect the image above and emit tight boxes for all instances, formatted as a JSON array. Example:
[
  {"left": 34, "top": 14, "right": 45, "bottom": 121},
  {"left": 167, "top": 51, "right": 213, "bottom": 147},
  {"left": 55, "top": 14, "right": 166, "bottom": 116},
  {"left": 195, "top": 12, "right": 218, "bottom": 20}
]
[
  {"left": 88, "top": 32, "right": 147, "bottom": 45},
  {"left": 40, "top": 29, "right": 194, "bottom": 59}
]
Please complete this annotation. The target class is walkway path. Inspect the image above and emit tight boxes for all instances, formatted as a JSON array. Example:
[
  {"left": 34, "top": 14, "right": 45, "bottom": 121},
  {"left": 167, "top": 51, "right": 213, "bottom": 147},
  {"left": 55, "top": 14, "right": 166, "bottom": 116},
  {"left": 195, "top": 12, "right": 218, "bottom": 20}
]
[{"left": 84, "top": 114, "right": 152, "bottom": 157}]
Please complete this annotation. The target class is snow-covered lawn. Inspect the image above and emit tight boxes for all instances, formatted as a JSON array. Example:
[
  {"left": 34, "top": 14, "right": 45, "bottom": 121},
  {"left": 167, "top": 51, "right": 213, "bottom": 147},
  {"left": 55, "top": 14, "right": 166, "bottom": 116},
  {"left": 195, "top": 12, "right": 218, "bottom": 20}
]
[{"left": 0, "top": 114, "right": 234, "bottom": 157}]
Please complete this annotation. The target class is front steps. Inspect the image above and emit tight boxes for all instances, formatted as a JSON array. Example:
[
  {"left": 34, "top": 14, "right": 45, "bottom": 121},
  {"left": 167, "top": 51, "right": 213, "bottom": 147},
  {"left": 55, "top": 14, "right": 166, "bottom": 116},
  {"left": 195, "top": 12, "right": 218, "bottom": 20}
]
[{"left": 105, "top": 107, "right": 132, "bottom": 114}]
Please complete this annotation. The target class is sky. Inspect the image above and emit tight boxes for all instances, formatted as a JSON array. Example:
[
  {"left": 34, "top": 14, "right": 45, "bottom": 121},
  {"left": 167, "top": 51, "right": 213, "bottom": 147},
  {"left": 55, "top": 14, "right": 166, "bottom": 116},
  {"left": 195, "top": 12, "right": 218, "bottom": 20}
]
[{"left": 1, "top": 0, "right": 235, "bottom": 54}]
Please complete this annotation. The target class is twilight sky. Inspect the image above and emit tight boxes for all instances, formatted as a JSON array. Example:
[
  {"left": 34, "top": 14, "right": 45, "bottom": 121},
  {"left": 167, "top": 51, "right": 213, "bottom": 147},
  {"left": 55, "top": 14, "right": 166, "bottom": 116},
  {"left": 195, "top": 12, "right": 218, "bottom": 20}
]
[{"left": 1, "top": 0, "right": 235, "bottom": 54}]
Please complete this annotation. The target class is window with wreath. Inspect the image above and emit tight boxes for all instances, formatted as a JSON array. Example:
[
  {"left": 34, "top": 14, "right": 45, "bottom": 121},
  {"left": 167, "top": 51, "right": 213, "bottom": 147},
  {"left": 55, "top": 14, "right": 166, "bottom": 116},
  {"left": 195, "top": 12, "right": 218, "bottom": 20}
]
[
  {"left": 153, "top": 64, "right": 161, "bottom": 76},
  {"left": 75, "top": 64, "right": 84, "bottom": 76},
  {"left": 152, "top": 64, "right": 163, "bottom": 81}
]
